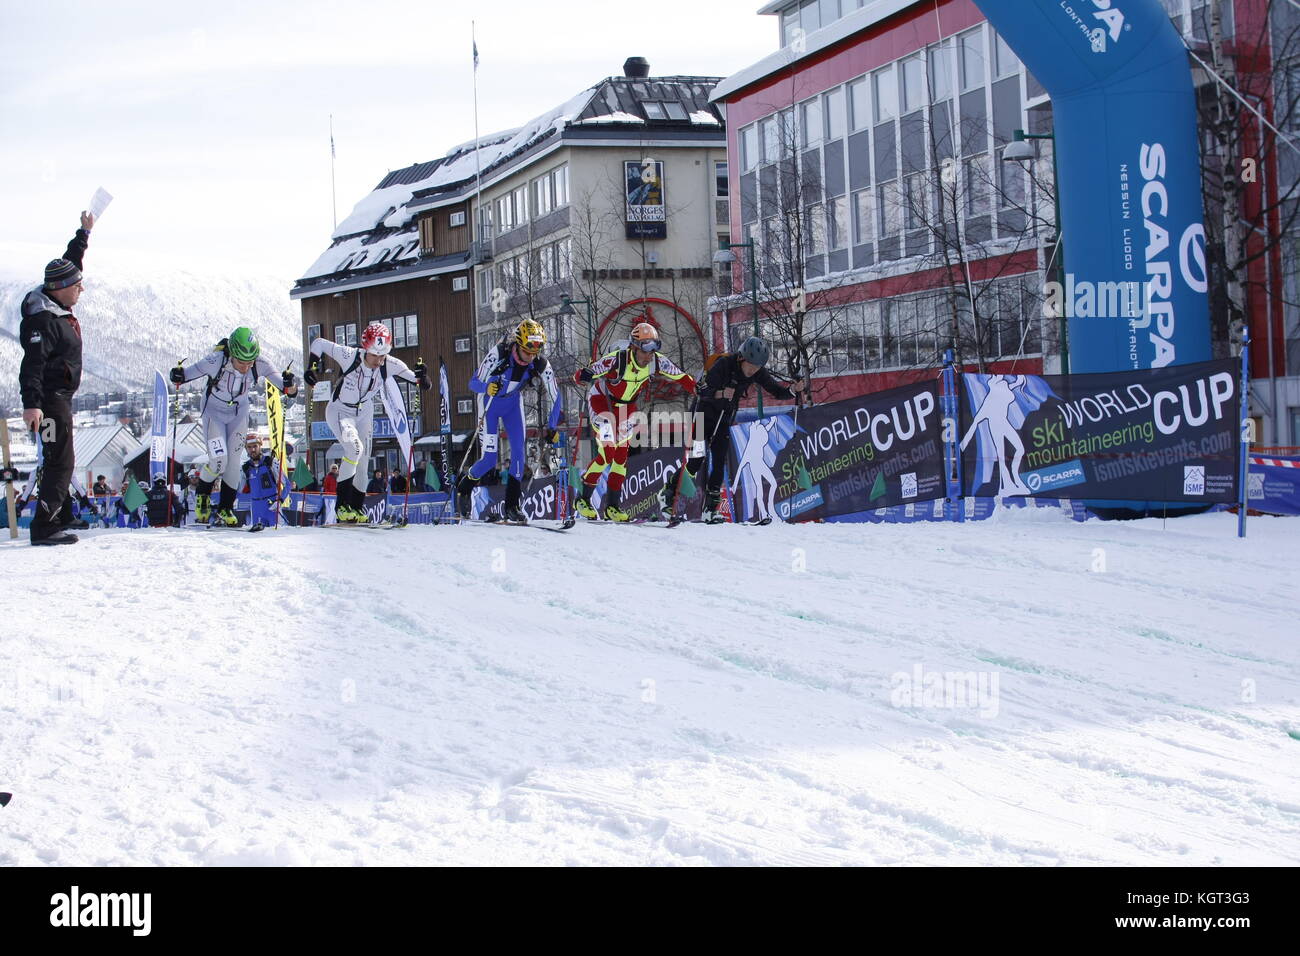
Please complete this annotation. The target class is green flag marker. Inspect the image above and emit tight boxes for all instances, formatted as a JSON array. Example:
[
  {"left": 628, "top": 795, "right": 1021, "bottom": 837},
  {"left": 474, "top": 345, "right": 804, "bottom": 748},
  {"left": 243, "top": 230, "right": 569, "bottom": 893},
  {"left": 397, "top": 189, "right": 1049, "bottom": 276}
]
[
  {"left": 292, "top": 457, "right": 314, "bottom": 490},
  {"left": 679, "top": 467, "right": 698, "bottom": 498},
  {"left": 122, "top": 479, "right": 147, "bottom": 513},
  {"left": 424, "top": 461, "right": 440, "bottom": 491},
  {"left": 869, "top": 471, "right": 886, "bottom": 501},
  {"left": 796, "top": 462, "right": 813, "bottom": 491}
]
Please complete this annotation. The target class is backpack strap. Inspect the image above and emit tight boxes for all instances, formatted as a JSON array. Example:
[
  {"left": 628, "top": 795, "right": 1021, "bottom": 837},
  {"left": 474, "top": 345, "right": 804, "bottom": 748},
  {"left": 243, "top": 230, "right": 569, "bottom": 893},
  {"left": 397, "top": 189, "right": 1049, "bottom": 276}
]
[{"left": 332, "top": 351, "right": 364, "bottom": 403}]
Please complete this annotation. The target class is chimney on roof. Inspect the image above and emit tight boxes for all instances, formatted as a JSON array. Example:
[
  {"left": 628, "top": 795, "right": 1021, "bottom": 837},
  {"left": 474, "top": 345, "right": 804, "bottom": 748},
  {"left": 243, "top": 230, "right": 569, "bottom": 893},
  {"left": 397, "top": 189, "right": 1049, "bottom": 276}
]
[{"left": 623, "top": 57, "right": 650, "bottom": 79}]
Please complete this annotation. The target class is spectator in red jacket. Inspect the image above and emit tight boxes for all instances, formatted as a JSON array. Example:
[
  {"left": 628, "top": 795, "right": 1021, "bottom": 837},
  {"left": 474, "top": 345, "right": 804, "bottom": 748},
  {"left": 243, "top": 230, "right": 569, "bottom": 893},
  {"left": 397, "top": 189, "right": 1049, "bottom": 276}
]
[{"left": 322, "top": 463, "right": 338, "bottom": 495}]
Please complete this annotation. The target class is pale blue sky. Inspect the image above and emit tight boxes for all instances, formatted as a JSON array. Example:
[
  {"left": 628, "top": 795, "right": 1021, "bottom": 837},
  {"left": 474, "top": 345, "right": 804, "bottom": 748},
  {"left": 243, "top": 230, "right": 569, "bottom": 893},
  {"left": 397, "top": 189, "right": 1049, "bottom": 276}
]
[{"left": 0, "top": 0, "right": 773, "bottom": 282}]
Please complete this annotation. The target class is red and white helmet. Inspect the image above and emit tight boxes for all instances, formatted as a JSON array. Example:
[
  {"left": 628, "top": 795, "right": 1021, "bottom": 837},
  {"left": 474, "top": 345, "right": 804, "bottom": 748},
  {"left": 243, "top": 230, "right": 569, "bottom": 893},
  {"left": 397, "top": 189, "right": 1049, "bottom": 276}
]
[{"left": 360, "top": 321, "right": 393, "bottom": 356}]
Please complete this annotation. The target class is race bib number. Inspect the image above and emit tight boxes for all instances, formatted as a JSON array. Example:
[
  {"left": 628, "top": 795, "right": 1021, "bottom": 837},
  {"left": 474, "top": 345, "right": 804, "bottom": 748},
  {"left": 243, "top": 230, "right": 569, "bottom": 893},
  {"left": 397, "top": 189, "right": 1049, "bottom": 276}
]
[
  {"left": 208, "top": 437, "right": 227, "bottom": 459},
  {"left": 482, "top": 433, "right": 499, "bottom": 453}
]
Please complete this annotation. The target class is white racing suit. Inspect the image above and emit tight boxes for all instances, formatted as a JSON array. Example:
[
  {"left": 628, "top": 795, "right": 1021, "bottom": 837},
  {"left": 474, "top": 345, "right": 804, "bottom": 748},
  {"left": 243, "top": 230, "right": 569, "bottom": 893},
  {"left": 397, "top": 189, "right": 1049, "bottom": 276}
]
[
  {"left": 180, "top": 349, "right": 285, "bottom": 515},
  {"left": 309, "top": 338, "right": 419, "bottom": 515}
]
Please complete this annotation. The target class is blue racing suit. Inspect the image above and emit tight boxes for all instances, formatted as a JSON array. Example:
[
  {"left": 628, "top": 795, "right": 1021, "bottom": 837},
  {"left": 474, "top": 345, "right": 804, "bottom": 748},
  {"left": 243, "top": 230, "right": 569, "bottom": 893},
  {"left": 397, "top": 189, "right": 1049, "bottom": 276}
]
[{"left": 467, "top": 341, "right": 562, "bottom": 481}]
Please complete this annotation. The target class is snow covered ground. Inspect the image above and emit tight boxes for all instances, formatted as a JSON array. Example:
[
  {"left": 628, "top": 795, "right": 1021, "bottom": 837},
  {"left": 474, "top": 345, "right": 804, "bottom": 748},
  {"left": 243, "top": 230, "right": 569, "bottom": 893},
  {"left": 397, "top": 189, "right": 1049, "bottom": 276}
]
[{"left": 1, "top": 510, "right": 1297, "bottom": 866}]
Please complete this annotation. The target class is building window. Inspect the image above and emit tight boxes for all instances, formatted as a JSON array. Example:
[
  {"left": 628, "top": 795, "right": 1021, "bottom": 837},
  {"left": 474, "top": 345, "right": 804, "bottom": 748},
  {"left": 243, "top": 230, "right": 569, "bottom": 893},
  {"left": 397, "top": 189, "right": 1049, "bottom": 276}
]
[
  {"left": 454, "top": 336, "right": 472, "bottom": 353},
  {"left": 715, "top": 161, "right": 729, "bottom": 197},
  {"left": 851, "top": 188, "right": 874, "bottom": 244},
  {"left": 553, "top": 164, "right": 569, "bottom": 208},
  {"left": 992, "top": 30, "right": 1020, "bottom": 79},
  {"left": 824, "top": 87, "right": 846, "bottom": 140},
  {"left": 826, "top": 196, "right": 848, "bottom": 252},
  {"left": 419, "top": 216, "right": 435, "bottom": 252},
  {"left": 873, "top": 67, "right": 897, "bottom": 124},
  {"left": 449, "top": 211, "right": 466, "bottom": 227},
  {"left": 456, "top": 398, "right": 474, "bottom": 415},
  {"left": 928, "top": 40, "right": 953, "bottom": 102},
  {"left": 741, "top": 125, "right": 759, "bottom": 171},
  {"left": 964, "top": 154, "right": 991, "bottom": 217},
  {"left": 532, "top": 173, "right": 553, "bottom": 218},
  {"left": 901, "top": 56, "right": 926, "bottom": 113},
  {"left": 959, "top": 28, "right": 985, "bottom": 92},
  {"left": 644, "top": 102, "right": 666, "bottom": 120},
  {"left": 877, "top": 181, "right": 901, "bottom": 237},
  {"left": 664, "top": 102, "right": 688, "bottom": 120},
  {"left": 334, "top": 323, "right": 357, "bottom": 347},
  {"left": 800, "top": 96, "right": 823, "bottom": 147},
  {"left": 512, "top": 184, "right": 529, "bottom": 227},
  {"left": 849, "top": 77, "right": 870, "bottom": 131},
  {"left": 452, "top": 276, "right": 469, "bottom": 292},
  {"left": 307, "top": 323, "right": 321, "bottom": 345}
]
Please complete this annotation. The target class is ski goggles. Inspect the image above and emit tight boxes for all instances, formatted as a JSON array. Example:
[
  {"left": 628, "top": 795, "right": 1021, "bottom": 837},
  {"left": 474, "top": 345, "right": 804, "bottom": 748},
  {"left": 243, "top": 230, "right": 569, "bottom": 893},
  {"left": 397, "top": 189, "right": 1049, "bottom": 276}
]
[{"left": 633, "top": 338, "right": 661, "bottom": 353}]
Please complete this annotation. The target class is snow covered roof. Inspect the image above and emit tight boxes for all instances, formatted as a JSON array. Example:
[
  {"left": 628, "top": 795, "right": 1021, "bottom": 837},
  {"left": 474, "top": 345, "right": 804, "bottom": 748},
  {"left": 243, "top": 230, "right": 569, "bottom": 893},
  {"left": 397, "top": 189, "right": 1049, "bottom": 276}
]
[
  {"left": 296, "top": 74, "right": 725, "bottom": 294},
  {"left": 73, "top": 424, "right": 135, "bottom": 469}
]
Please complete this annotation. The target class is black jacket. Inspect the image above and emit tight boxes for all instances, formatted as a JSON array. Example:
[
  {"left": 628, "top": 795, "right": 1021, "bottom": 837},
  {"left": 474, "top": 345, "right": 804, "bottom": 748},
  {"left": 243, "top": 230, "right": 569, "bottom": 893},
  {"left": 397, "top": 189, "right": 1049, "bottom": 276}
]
[
  {"left": 696, "top": 354, "right": 795, "bottom": 410},
  {"left": 18, "top": 229, "right": 89, "bottom": 409},
  {"left": 146, "top": 486, "right": 181, "bottom": 526}
]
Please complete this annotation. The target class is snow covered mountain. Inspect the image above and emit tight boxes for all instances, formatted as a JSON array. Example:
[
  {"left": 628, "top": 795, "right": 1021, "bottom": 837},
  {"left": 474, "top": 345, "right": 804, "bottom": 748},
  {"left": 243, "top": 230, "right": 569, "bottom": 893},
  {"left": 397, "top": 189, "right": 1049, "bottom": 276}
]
[
  {"left": 0, "top": 252, "right": 300, "bottom": 411},
  {"left": 1, "top": 511, "right": 1296, "bottom": 865}
]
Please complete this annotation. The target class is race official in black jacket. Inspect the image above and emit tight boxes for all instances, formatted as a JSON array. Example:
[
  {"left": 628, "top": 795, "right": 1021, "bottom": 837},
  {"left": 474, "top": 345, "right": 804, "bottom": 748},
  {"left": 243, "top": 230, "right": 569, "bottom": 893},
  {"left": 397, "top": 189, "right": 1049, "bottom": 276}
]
[
  {"left": 659, "top": 336, "right": 802, "bottom": 518},
  {"left": 18, "top": 211, "right": 94, "bottom": 546}
]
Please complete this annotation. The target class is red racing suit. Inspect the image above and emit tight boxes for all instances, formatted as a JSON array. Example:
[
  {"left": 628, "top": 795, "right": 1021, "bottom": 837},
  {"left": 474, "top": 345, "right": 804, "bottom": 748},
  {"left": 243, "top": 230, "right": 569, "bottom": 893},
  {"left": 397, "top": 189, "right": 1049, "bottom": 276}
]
[{"left": 575, "top": 348, "right": 695, "bottom": 493}]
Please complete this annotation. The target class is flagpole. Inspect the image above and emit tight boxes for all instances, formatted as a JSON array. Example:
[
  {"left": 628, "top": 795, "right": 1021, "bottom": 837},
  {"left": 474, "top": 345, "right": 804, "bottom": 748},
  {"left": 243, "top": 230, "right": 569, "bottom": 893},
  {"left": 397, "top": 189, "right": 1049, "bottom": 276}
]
[
  {"left": 330, "top": 114, "right": 338, "bottom": 230},
  {"left": 472, "top": 22, "right": 484, "bottom": 251}
]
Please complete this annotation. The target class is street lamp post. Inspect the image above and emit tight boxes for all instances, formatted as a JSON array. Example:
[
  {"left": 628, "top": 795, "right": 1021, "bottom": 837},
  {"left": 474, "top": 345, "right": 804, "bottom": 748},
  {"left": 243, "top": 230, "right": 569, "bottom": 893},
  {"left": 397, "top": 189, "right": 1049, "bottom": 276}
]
[
  {"left": 558, "top": 293, "right": 595, "bottom": 458},
  {"left": 1004, "top": 128, "right": 1067, "bottom": 375},
  {"left": 712, "top": 239, "right": 763, "bottom": 415}
]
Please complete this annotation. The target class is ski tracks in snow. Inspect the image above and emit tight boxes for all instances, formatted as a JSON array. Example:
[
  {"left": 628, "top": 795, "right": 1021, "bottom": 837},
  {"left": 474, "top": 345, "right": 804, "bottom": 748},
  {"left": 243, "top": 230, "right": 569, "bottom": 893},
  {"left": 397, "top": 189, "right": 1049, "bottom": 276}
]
[{"left": 0, "top": 513, "right": 1297, "bottom": 865}]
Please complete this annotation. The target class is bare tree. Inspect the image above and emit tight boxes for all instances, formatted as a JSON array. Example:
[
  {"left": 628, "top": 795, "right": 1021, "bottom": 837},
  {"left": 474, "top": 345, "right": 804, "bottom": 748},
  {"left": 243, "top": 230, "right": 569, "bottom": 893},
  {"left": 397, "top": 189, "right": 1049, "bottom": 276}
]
[{"left": 1194, "top": 0, "right": 1300, "bottom": 371}]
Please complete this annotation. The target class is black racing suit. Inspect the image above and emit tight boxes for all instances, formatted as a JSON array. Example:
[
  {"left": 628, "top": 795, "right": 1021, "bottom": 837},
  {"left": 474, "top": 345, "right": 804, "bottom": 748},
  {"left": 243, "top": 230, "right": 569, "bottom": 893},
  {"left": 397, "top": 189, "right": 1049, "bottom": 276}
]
[
  {"left": 669, "top": 354, "right": 795, "bottom": 504},
  {"left": 18, "top": 229, "right": 88, "bottom": 540}
]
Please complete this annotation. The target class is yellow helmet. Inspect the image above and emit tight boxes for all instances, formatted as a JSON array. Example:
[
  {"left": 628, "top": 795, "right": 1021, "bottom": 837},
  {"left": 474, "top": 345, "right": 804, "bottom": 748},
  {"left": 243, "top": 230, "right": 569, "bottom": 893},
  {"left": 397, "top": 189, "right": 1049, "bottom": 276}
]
[{"left": 515, "top": 319, "right": 546, "bottom": 354}]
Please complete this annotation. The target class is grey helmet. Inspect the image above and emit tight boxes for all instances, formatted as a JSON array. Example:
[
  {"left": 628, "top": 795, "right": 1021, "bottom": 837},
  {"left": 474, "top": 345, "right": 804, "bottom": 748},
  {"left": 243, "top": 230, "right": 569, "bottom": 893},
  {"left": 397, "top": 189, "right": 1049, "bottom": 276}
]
[{"left": 738, "top": 336, "right": 770, "bottom": 368}]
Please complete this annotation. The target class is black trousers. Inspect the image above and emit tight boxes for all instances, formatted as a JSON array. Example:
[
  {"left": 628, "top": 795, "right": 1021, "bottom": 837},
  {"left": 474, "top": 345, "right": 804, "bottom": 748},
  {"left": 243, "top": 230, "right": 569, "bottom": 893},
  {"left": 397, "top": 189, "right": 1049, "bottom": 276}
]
[
  {"left": 32, "top": 394, "right": 74, "bottom": 539},
  {"left": 683, "top": 402, "right": 732, "bottom": 500}
]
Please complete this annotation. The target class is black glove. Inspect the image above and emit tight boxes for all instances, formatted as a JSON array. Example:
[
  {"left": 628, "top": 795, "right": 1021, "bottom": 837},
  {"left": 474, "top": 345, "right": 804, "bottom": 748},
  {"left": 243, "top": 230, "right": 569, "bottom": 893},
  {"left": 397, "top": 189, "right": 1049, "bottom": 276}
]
[
  {"left": 304, "top": 364, "right": 318, "bottom": 387},
  {"left": 282, "top": 369, "right": 296, "bottom": 390},
  {"left": 170, "top": 365, "right": 185, "bottom": 385},
  {"left": 576, "top": 368, "right": 594, "bottom": 384},
  {"left": 414, "top": 360, "right": 431, "bottom": 390}
]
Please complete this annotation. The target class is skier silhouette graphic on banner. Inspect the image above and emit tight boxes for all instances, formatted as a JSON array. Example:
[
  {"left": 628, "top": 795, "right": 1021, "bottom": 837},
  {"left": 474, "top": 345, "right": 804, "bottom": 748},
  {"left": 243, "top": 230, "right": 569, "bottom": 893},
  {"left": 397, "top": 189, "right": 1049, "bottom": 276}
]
[
  {"left": 729, "top": 414, "right": 800, "bottom": 523},
  {"left": 960, "top": 374, "right": 1054, "bottom": 497}
]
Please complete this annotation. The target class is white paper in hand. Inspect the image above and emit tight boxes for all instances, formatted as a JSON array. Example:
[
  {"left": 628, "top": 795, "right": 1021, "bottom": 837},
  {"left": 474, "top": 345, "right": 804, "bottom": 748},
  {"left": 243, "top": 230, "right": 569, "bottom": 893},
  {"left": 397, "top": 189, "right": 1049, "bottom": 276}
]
[{"left": 89, "top": 187, "right": 114, "bottom": 219}]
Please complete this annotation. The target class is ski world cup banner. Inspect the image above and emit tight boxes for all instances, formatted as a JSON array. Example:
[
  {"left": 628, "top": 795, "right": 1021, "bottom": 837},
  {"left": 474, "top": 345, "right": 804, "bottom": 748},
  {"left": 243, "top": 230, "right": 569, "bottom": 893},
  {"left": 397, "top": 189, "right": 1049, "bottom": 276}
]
[
  {"left": 729, "top": 382, "right": 945, "bottom": 523},
  {"left": 971, "top": 0, "right": 1210, "bottom": 373},
  {"left": 149, "top": 371, "right": 168, "bottom": 482},
  {"left": 960, "top": 360, "right": 1239, "bottom": 502}
]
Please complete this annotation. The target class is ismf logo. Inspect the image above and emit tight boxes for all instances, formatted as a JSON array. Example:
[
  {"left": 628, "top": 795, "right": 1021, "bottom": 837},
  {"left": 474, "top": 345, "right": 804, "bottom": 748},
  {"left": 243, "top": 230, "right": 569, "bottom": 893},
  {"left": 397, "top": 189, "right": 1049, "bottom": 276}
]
[
  {"left": 1183, "top": 465, "right": 1206, "bottom": 495},
  {"left": 1248, "top": 472, "right": 1264, "bottom": 500},
  {"left": 900, "top": 473, "right": 918, "bottom": 499}
]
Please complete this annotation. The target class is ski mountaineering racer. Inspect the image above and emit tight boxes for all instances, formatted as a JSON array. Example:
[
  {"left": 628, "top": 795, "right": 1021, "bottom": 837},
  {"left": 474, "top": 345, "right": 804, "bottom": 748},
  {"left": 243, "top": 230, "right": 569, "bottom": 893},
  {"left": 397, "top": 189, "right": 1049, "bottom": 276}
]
[
  {"left": 573, "top": 321, "right": 695, "bottom": 521},
  {"left": 457, "top": 319, "right": 562, "bottom": 523},
  {"left": 658, "top": 335, "right": 802, "bottom": 523},
  {"left": 306, "top": 320, "right": 430, "bottom": 524},
  {"left": 171, "top": 327, "right": 298, "bottom": 527}
]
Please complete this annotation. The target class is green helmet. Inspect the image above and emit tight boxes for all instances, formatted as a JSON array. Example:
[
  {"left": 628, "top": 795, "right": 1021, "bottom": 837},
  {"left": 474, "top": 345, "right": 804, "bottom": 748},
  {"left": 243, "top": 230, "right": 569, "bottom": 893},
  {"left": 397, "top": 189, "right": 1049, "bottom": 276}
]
[{"left": 228, "top": 327, "right": 260, "bottom": 362}]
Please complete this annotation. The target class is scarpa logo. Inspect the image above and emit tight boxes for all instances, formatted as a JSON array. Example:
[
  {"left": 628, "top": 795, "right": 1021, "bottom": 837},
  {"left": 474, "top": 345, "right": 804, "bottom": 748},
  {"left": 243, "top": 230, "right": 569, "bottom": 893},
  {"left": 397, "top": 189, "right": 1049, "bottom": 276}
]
[
  {"left": 785, "top": 485, "right": 824, "bottom": 519},
  {"left": 1061, "top": 0, "right": 1126, "bottom": 53},
  {"left": 1026, "top": 460, "right": 1087, "bottom": 493},
  {"left": 1184, "top": 465, "right": 1206, "bottom": 495},
  {"left": 1091, "top": 0, "right": 1125, "bottom": 42}
]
